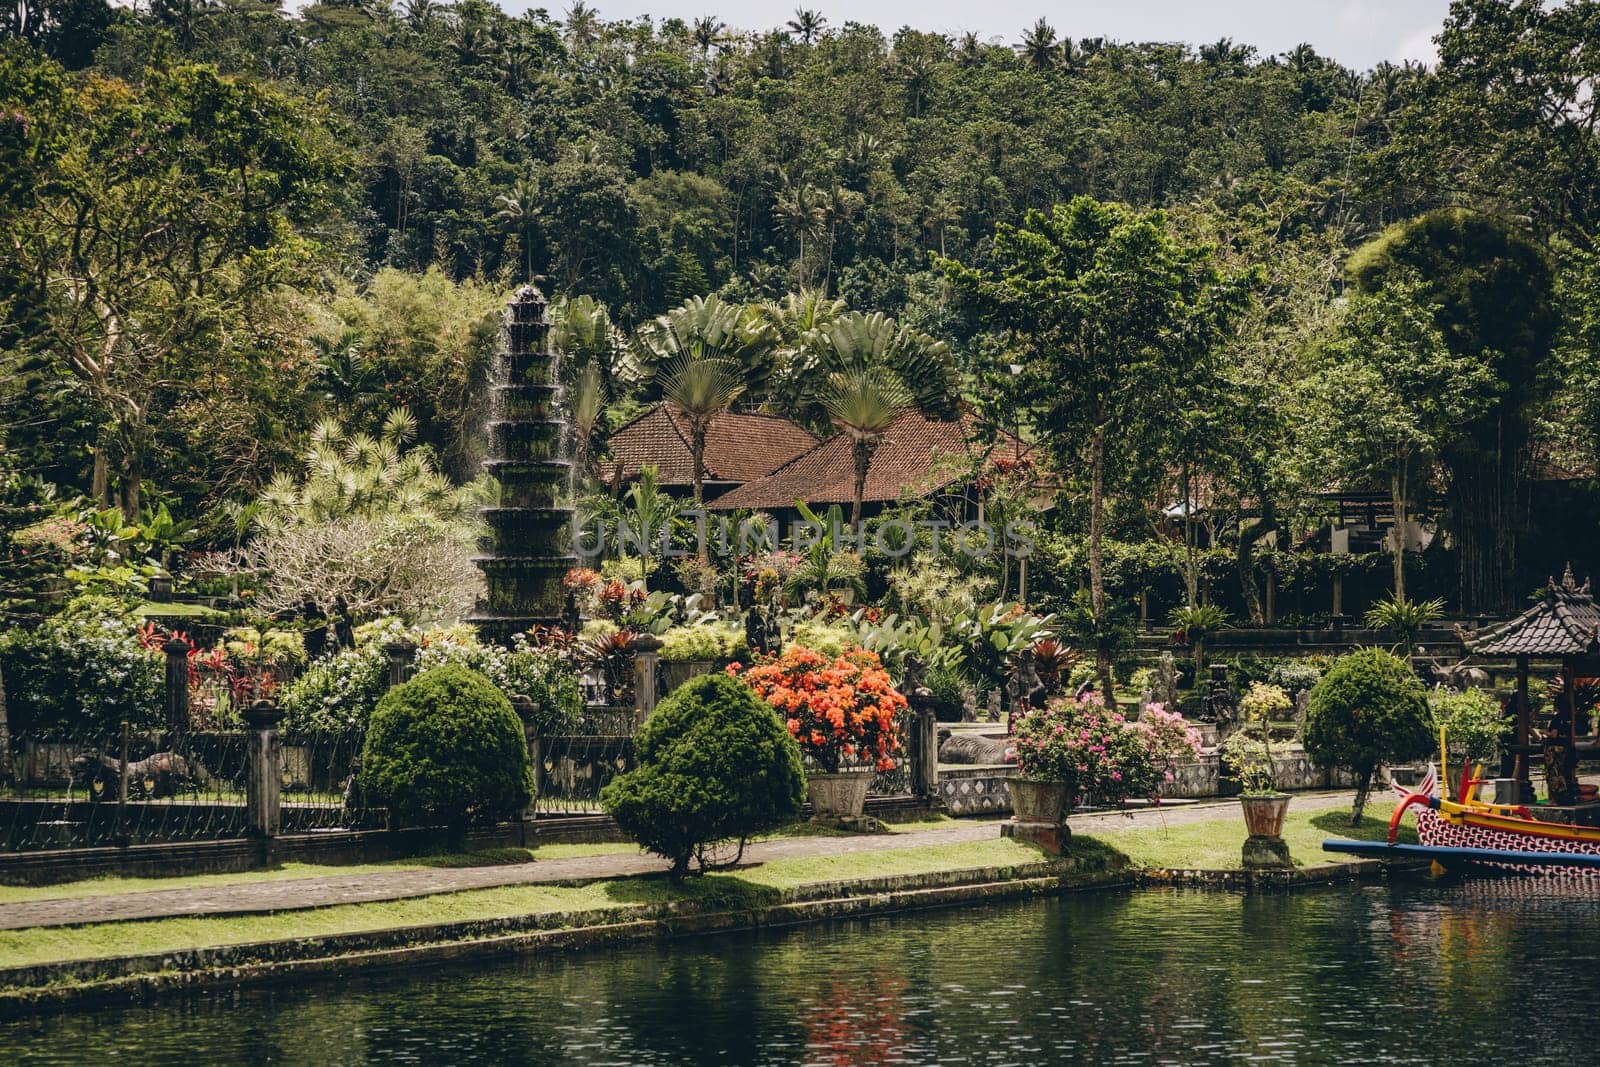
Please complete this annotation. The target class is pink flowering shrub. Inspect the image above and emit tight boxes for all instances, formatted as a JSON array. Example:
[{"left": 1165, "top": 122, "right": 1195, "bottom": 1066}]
[
  {"left": 1008, "top": 694, "right": 1200, "bottom": 807},
  {"left": 1134, "top": 702, "right": 1204, "bottom": 786}
]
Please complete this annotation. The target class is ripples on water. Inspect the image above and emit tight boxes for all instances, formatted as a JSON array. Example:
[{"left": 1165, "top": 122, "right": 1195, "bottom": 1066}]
[{"left": 5, "top": 880, "right": 1600, "bottom": 1065}]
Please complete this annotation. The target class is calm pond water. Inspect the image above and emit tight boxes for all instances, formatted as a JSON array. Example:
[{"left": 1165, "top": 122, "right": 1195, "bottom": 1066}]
[{"left": 5, "top": 879, "right": 1599, "bottom": 1065}]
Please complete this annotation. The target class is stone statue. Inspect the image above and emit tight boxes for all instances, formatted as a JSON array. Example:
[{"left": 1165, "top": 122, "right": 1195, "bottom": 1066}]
[
  {"left": 1156, "top": 651, "right": 1179, "bottom": 710},
  {"left": 301, "top": 597, "right": 328, "bottom": 662},
  {"left": 961, "top": 688, "right": 978, "bottom": 723},
  {"left": 743, "top": 608, "right": 767, "bottom": 657}
]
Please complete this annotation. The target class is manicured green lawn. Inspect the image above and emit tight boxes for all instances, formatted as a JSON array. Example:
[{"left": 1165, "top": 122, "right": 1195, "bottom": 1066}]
[
  {"left": 1075, "top": 808, "right": 1418, "bottom": 871},
  {"left": 0, "top": 842, "right": 638, "bottom": 906},
  {"left": 0, "top": 838, "right": 1050, "bottom": 971}
]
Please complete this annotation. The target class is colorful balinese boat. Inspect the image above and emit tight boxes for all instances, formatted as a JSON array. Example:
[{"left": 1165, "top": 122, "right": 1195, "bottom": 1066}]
[{"left": 1379, "top": 763, "right": 1600, "bottom": 876}]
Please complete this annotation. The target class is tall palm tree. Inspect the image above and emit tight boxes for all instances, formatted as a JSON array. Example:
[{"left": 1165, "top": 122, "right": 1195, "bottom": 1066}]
[
  {"left": 493, "top": 175, "right": 539, "bottom": 282},
  {"left": 657, "top": 347, "right": 747, "bottom": 505},
  {"left": 785, "top": 7, "right": 825, "bottom": 44},
  {"left": 401, "top": 0, "right": 437, "bottom": 31},
  {"left": 1017, "top": 18, "right": 1060, "bottom": 71},
  {"left": 821, "top": 365, "right": 913, "bottom": 534},
  {"left": 569, "top": 362, "right": 607, "bottom": 491},
  {"left": 564, "top": 0, "right": 599, "bottom": 48},
  {"left": 773, "top": 178, "right": 825, "bottom": 282},
  {"left": 692, "top": 15, "right": 725, "bottom": 53}
]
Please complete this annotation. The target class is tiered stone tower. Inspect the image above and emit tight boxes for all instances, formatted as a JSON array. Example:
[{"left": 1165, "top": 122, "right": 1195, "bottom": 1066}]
[{"left": 467, "top": 286, "right": 577, "bottom": 643}]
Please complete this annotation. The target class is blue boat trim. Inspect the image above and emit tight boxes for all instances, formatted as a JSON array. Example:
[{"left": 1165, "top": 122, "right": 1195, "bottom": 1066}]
[{"left": 1322, "top": 838, "right": 1600, "bottom": 869}]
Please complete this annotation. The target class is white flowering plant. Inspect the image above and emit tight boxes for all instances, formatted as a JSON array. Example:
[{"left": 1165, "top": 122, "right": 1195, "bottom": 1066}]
[{"left": 0, "top": 613, "right": 163, "bottom": 737}]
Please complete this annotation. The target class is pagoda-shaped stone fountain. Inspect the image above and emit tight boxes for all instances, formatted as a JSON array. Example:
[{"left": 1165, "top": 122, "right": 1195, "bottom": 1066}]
[{"left": 467, "top": 286, "right": 577, "bottom": 643}]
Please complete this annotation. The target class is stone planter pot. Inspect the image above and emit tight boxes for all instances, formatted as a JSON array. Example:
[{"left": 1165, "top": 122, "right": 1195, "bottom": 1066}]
[
  {"left": 1007, "top": 778, "right": 1069, "bottom": 825},
  {"left": 807, "top": 770, "right": 874, "bottom": 819},
  {"left": 1239, "top": 793, "right": 1290, "bottom": 837},
  {"left": 660, "top": 659, "right": 715, "bottom": 694},
  {"left": 1004, "top": 778, "right": 1071, "bottom": 855}
]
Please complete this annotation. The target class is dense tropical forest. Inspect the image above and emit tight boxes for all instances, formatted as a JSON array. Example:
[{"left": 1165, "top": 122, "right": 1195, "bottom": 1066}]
[{"left": 3, "top": 0, "right": 1600, "bottom": 638}]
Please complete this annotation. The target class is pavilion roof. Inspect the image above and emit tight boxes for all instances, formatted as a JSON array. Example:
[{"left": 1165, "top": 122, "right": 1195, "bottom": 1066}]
[{"left": 1472, "top": 566, "right": 1600, "bottom": 657}]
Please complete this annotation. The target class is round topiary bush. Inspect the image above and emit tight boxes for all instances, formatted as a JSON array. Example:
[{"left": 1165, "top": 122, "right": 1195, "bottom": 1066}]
[
  {"left": 1303, "top": 647, "right": 1433, "bottom": 825},
  {"left": 601, "top": 672, "right": 804, "bottom": 879},
  {"left": 359, "top": 664, "right": 535, "bottom": 830}
]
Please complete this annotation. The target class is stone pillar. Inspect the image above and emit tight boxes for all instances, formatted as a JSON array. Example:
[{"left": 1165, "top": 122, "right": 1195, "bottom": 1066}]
[
  {"left": 244, "top": 698, "right": 284, "bottom": 838},
  {"left": 384, "top": 639, "right": 416, "bottom": 690},
  {"left": 632, "top": 633, "right": 662, "bottom": 726},
  {"left": 907, "top": 684, "right": 939, "bottom": 800},
  {"left": 163, "top": 638, "right": 192, "bottom": 742},
  {"left": 510, "top": 695, "right": 541, "bottom": 823}
]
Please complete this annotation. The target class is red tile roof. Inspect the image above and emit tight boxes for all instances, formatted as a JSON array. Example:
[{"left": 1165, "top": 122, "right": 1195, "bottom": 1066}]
[
  {"left": 605, "top": 404, "right": 818, "bottom": 487},
  {"left": 707, "top": 410, "right": 1021, "bottom": 511}
]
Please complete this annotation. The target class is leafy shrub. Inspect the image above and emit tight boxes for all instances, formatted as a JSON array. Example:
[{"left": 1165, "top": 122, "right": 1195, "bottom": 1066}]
[
  {"left": 1226, "top": 654, "right": 1281, "bottom": 693},
  {"left": 1125, "top": 666, "right": 1156, "bottom": 695},
  {"left": 1220, "top": 731, "right": 1279, "bottom": 795},
  {"left": 280, "top": 642, "right": 390, "bottom": 733},
  {"left": 0, "top": 614, "right": 163, "bottom": 736},
  {"left": 1239, "top": 682, "right": 1293, "bottom": 720},
  {"left": 658, "top": 624, "right": 748, "bottom": 663},
  {"left": 413, "top": 631, "right": 581, "bottom": 736},
  {"left": 1267, "top": 660, "right": 1322, "bottom": 695},
  {"left": 786, "top": 620, "right": 854, "bottom": 658},
  {"left": 359, "top": 665, "right": 535, "bottom": 829},
  {"left": 735, "top": 646, "right": 906, "bottom": 773},
  {"left": 601, "top": 673, "right": 804, "bottom": 878},
  {"left": 1304, "top": 648, "right": 1433, "bottom": 824},
  {"left": 926, "top": 663, "right": 971, "bottom": 722},
  {"left": 1429, "top": 687, "right": 1509, "bottom": 766},
  {"left": 281, "top": 626, "right": 582, "bottom": 737}
]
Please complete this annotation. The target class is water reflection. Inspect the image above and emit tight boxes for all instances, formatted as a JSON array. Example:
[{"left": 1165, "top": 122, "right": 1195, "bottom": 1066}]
[{"left": 5, "top": 881, "right": 1600, "bottom": 1065}]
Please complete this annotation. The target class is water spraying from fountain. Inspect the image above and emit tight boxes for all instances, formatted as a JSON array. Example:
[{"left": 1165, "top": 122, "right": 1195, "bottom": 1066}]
[{"left": 467, "top": 285, "right": 578, "bottom": 643}]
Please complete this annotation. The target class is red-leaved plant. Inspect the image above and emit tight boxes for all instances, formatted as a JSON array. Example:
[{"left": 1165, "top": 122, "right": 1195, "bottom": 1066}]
[{"left": 732, "top": 645, "right": 905, "bottom": 774}]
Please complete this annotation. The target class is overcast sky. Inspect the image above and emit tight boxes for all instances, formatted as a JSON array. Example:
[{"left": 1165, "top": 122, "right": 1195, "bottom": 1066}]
[{"left": 509, "top": 0, "right": 1450, "bottom": 71}]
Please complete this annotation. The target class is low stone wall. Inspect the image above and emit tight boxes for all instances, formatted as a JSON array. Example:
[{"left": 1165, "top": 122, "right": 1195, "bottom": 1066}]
[
  {"left": 1161, "top": 749, "right": 1365, "bottom": 799},
  {"left": 939, "top": 765, "right": 1015, "bottom": 816}
]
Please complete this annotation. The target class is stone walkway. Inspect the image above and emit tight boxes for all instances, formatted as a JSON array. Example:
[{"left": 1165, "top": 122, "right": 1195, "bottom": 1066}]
[{"left": 2, "top": 791, "right": 1358, "bottom": 931}]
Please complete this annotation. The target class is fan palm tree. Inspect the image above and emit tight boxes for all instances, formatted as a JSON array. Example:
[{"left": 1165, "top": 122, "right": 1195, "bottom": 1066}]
[
  {"left": 816, "top": 311, "right": 959, "bottom": 423},
  {"left": 657, "top": 347, "right": 747, "bottom": 505},
  {"left": 821, "top": 364, "right": 914, "bottom": 534},
  {"left": 634, "top": 295, "right": 779, "bottom": 403},
  {"left": 785, "top": 7, "right": 824, "bottom": 44},
  {"left": 1017, "top": 18, "right": 1060, "bottom": 71}
]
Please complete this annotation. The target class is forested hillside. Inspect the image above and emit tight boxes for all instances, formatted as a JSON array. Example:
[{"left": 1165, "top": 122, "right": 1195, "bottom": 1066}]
[{"left": 4, "top": 0, "right": 1600, "bottom": 614}]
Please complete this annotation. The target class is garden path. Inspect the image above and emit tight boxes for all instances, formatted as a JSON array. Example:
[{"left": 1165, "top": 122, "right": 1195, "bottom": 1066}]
[{"left": 2, "top": 790, "right": 1357, "bottom": 931}]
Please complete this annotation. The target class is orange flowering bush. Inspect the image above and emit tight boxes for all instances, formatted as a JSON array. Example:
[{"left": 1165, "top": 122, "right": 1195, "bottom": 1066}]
[{"left": 732, "top": 645, "right": 906, "bottom": 774}]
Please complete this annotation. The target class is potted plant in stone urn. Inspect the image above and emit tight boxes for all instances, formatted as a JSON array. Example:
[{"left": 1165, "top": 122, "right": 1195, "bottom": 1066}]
[
  {"left": 1006, "top": 691, "right": 1174, "bottom": 852},
  {"left": 735, "top": 645, "right": 905, "bottom": 822},
  {"left": 1222, "top": 682, "right": 1292, "bottom": 866}
]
